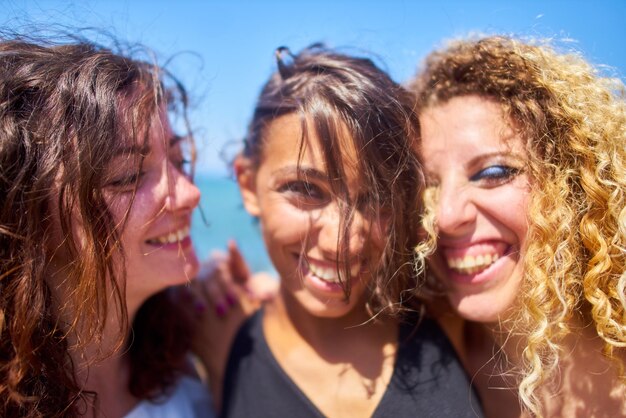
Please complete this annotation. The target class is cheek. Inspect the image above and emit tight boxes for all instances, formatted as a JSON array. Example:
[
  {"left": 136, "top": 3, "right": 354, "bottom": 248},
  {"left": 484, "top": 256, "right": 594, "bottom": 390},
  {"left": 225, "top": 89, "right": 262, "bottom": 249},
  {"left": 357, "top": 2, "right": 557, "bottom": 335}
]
[
  {"left": 502, "top": 187, "right": 531, "bottom": 248},
  {"left": 107, "top": 198, "right": 142, "bottom": 253},
  {"left": 260, "top": 197, "right": 313, "bottom": 241},
  {"left": 106, "top": 188, "right": 163, "bottom": 236},
  {"left": 367, "top": 216, "right": 389, "bottom": 257},
  {"left": 105, "top": 192, "right": 135, "bottom": 224}
]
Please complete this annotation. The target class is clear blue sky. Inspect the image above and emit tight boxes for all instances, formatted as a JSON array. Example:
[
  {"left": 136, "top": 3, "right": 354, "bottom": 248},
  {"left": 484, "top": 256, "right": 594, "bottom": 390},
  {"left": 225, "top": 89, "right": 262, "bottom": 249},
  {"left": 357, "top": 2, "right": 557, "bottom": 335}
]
[{"left": 3, "top": 1, "right": 625, "bottom": 176}]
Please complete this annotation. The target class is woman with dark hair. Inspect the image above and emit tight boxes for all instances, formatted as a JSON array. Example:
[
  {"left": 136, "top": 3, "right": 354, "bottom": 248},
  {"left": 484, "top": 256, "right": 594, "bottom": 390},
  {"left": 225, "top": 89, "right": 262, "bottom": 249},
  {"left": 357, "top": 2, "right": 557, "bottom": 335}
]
[
  {"left": 0, "top": 35, "right": 213, "bottom": 417},
  {"left": 204, "top": 45, "right": 483, "bottom": 418},
  {"left": 409, "top": 35, "right": 626, "bottom": 417}
]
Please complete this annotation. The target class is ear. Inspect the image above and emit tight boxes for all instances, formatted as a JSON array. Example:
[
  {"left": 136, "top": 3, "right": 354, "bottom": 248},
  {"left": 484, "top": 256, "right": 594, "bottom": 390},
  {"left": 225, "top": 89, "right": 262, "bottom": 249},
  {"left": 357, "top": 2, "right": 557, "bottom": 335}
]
[{"left": 234, "top": 155, "right": 260, "bottom": 217}]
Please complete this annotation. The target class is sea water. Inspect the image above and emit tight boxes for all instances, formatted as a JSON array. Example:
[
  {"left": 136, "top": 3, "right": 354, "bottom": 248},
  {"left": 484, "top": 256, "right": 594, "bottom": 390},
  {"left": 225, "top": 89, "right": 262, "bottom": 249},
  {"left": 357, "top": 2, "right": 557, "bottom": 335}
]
[{"left": 191, "top": 174, "right": 274, "bottom": 274}]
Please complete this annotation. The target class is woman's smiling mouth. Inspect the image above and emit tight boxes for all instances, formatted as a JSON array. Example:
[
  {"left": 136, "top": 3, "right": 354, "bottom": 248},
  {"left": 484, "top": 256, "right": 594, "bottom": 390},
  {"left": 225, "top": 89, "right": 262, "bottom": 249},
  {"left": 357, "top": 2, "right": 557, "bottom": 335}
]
[
  {"left": 299, "top": 256, "right": 362, "bottom": 285},
  {"left": 446, "top": 253, "right": 500, "bottom": 275},
  {"left": 146, "top": 225, "right": 190, "bottom": 245},
  {"left": 441, "top": 241, "right": 510, "bottom": 277}
]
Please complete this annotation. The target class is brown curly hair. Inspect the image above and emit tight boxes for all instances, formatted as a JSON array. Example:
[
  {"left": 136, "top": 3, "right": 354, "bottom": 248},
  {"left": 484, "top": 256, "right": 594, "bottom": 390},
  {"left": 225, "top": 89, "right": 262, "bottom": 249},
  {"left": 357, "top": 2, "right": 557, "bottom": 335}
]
[
  {"left": 0, "top": 35, "right": 194, "bottom": 417},
  {"left": 410, "top": 35, "right": 626, "bottom": 415}
]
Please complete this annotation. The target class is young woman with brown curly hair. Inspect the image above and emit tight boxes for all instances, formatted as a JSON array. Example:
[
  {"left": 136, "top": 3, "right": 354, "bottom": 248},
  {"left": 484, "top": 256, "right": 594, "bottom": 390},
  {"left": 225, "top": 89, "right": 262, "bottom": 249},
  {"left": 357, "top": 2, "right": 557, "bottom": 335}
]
[
  {"left": 0, "top": 34, "right": 213, "bottom": 417},
  {"left": 409, "top": 35, "right": 626, "bottom": 417}
]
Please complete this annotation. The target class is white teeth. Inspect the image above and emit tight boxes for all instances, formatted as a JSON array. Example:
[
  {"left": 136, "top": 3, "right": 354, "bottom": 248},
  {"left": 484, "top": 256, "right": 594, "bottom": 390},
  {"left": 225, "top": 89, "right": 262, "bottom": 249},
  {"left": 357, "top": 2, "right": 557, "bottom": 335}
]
[
  {"left": 148, "top": 226, "right": 190, "bottom": 245},
  {"left": 307, "top": 260, "right": 362, "bottom": 284},
  {"left": 308, "top": 263, "right": 340, "bottom": 283},
  {"left": 446, "top": 253, "right": 500, "bottom": 275}
]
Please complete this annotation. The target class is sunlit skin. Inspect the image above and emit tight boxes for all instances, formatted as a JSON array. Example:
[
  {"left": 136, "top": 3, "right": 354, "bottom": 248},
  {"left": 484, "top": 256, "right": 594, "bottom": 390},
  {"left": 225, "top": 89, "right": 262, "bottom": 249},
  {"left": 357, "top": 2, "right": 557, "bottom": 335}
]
[
  {"left": 104, "top": 108, "right": 201, "bottom": 314},
  {"left": 46, "top": 106, "right": 201, "bottom": 418},
  {"left": 238, "top": 114, "right": 386, "bottom": 321},
  {"left": 419, "top": 95, "right": 531, "bottom": 324},
  {"left": 419, "top": 95, "right": 626, "bottom": 418},
  {"left": 235, "top": 113, "right": 397, "bottom": 417}
]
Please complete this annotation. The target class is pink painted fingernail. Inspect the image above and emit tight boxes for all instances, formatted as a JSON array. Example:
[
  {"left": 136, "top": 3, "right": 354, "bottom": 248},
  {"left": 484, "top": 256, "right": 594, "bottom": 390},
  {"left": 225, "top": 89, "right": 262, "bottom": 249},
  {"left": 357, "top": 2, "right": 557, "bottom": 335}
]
[
  {"left": 194, "top": 301, "right": 206, "bottom": 314},
  {"left": 216, "top": 303, "right": 226, "bottom": 317},
  {"left": 226, "top": 293, "right": 237, "bottom": 307}
]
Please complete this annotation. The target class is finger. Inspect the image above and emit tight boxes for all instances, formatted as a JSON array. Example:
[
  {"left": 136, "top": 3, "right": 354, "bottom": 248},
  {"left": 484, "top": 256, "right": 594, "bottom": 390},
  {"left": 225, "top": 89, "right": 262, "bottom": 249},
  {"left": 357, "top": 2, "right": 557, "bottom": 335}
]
[
  {"left": 196, "top": 250, "right": 228, "bottom": 282},
  {"left": 173, "top": 283, "right": 209, "bottom": 320},
  {"left": 227, "top": 239, "right": 251, "bottom": 285},
  {"left": 203, "top": 272, "right": 232, "bottom": 317}
]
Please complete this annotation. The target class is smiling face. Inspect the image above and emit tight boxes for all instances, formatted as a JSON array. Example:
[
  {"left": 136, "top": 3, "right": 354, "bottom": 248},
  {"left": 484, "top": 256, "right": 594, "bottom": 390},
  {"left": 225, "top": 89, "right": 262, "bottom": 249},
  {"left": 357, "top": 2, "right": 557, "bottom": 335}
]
[
  {"left": 102, "top": 106, "right": 201, "bottom": 308},
  {"left": 418, "top": 95, "right": 531, "bottom": 323},
  {"left": 237, "top": 114, "right": 385, "bottom": 319}
]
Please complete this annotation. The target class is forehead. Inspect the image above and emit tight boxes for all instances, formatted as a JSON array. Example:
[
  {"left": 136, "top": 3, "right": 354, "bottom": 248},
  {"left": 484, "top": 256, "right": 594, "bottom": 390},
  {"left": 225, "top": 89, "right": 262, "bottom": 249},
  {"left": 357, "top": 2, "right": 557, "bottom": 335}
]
[
  {"left": 114, "top": 102, "right": 173, "bottom": 153},
  {"left": 418, "top": 95, "right": 523, "bottom": 158},
  {"left": 261, "top": 113, "right": 361, "bottom": 178}
]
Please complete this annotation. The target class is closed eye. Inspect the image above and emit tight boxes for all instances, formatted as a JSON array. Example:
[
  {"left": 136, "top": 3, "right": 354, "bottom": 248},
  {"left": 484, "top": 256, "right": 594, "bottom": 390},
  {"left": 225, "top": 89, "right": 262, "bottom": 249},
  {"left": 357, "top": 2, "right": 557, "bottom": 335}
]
[{"left": 106, "top": 171, "right": 145, "bottom": 190}]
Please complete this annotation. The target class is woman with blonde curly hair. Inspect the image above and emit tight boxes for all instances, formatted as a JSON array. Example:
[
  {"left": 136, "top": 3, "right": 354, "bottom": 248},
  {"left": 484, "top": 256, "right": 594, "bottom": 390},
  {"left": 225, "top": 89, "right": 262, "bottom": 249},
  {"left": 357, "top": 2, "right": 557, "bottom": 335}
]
[
  {"left": 0, "top": 34, "right": 213, "bottom": 417},
  {"left": 409, "top": 35, "right": 626, "bottom": 417}
]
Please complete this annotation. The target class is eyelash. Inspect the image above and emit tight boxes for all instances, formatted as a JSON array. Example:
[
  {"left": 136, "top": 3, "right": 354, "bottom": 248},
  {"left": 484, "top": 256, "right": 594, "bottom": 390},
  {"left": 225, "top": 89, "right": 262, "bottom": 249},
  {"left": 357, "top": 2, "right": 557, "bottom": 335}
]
[
  {"left": 107, "top": 171, "right": 145, "bottom": 189},
  {"left": 469, "top": 165, "right": 520, "bottom": 185},
  {"left": 279, "top": 180, "right": 326, "bottom": 202}
]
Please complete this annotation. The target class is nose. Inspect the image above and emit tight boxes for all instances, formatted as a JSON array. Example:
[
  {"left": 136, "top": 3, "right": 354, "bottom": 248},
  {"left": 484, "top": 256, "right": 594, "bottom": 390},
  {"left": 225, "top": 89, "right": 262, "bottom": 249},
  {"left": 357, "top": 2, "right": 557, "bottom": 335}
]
[
  {"left": 435, "top": 180, "right": 477, "bottom": 237},
  {"left": 163, "top": 164, "right": 201, "bottom": 213},
  {"left": 315, "top": 202, "right": 366, "bottom": 259}
]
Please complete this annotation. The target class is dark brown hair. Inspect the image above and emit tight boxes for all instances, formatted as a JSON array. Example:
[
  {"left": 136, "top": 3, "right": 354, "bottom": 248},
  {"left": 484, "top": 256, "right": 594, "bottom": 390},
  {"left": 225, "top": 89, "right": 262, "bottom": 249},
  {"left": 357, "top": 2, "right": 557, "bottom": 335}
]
[
  {"left": 0, "top": 34, "right": 193, "bottom": 417},
  {"left": 243, "top": 44, "right": 423, "bottom": 311}
]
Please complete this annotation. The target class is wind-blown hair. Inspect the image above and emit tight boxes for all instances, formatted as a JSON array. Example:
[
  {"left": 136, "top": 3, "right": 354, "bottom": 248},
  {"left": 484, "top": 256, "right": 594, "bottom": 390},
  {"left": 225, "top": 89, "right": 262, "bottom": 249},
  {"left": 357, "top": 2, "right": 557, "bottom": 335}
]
[
  {"left": 0, "top": 35, "right": 193, "bottom": 417},
  {"left": 410, "top": 35, "right": 626, "bottom": 415},
  {"left": 242, "top": 44, "right": 424, "bottom": 313}
]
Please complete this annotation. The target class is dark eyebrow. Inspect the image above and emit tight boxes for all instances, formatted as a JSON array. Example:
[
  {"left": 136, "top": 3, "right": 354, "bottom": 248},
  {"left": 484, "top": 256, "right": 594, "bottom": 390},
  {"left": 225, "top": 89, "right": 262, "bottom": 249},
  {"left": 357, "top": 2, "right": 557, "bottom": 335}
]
[
  {"left": 113, "top": 145, "right": 150, "bottom": 157},
  {"left": 113, "top": 135, "right": 182, "bottom": 158},
  {"left": 272, "top": 165, "right": 328, "bottom": 181}
]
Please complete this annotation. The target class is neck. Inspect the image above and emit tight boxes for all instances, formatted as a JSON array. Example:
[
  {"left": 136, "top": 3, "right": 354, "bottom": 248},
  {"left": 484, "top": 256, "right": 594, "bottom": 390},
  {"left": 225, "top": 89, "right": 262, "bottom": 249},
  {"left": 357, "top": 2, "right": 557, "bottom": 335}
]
[
  {"left": 264, "top": 286, "right": 396, "bottom": 360},
  {"left": 46, "top": 265, "right": 151, "bottom": 417},
  {"left": 262, "top": 285, "right": 399, "bottom": 418},
  {"left": 69, "top": 306, "right": 131, "bottom": 386},
  {"left": 47, "top": 262, "right": 145, "bottom": 367},
  {"left": 67, "top": 312, "right": 138, "bottom": 418}
]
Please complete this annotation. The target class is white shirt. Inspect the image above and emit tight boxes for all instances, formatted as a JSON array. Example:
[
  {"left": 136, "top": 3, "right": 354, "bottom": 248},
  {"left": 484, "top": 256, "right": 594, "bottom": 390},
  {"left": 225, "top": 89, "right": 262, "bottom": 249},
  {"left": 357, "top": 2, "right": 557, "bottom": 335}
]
[{"left": 125, "top": 376, "right": 215, "bottom": 418}]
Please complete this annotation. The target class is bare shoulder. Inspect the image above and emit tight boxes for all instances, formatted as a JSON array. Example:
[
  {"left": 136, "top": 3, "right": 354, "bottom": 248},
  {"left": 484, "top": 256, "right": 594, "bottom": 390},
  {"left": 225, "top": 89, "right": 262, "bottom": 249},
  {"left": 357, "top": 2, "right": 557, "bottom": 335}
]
[{"left": 542, "top": 339, "right": 625, "bottom": 418}]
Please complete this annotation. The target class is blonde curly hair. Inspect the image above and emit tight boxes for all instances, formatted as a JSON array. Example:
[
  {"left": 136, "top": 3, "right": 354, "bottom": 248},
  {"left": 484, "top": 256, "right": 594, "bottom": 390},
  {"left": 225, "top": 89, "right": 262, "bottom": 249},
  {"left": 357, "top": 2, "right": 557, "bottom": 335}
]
[{"left": 409, "top": 35, "right": 626, "bottom": 416}]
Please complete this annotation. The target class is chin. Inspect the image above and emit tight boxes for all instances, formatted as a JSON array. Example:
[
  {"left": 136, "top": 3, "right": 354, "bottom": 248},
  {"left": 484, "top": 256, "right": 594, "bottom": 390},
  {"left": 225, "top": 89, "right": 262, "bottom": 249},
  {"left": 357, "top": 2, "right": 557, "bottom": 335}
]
[
  {"left": 449, "top": 292, "right": 510, "bottom": 324},
  {"left": 289, "top": 290, "right": 362, "bottom": 320},
  {"left": 153, "top": 261, "right": 200, "bottom": 289},
  {"left": 312, "top": 305, "right": 357, "bottom": 319},
  {"left": 301, "top": 299, "right": 353, "bottom": 318}
]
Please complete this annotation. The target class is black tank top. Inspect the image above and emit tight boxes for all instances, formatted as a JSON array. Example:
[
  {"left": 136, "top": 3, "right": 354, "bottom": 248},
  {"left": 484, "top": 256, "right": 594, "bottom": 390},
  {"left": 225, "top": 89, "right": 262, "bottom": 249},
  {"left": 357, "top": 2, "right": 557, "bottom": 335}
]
[{"left": 221, "top": 309, "right": 484, "bottom": 418}]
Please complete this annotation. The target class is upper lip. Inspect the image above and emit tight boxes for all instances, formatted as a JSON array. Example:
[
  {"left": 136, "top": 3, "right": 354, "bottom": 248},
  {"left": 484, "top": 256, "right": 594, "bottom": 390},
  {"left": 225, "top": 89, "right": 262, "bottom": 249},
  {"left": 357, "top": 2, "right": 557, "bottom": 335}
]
[
  {"left": 438, "top": 235, "right": 502, "bottom": 247},
  {"left": 438, "top": 239, "right": 510, "bottom": 255}
]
